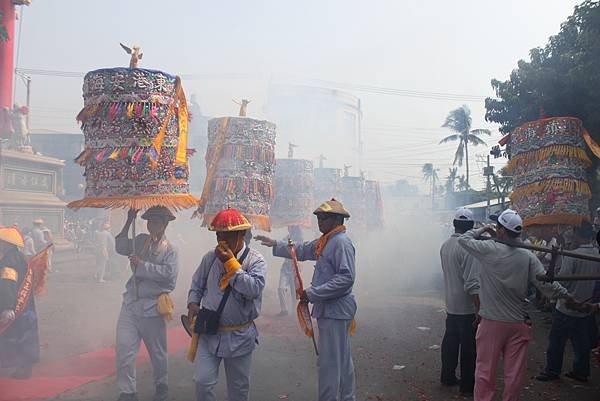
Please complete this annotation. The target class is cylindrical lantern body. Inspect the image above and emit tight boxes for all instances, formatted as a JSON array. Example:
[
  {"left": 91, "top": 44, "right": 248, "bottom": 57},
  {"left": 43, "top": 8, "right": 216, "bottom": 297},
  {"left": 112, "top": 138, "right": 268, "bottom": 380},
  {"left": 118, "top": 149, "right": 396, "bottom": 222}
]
[
  {"left": 202, "top": 116, "right": 276, "bottom": 231},
  {"left": 340, "top": 176, "right": 366, "bottom": 229},
  {"left": 314, "top": 167, "right": 342, "bottom": 205},
  {"left": 69, "top": 68, "right": 197, "bottom": 210},
  {"left": 271, "top": 158, "right": 314, "bottom": 228},
  {"left": 365, "top": 179, "right": 384, "bottom": 230},
  {"left": 508, "top": 117, "right": 591, "bottom": 239}
]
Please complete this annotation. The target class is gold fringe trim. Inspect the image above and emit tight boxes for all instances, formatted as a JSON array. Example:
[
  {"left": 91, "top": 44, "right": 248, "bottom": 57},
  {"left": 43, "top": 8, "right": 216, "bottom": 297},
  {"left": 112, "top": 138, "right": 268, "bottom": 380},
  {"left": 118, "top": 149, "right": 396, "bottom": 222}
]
[
  {"left": 202, "top": 213, "right": 272, "bottom": 232},
  {"left": 510, "top": 179, "right": 591, "bottom": 201},
  {"left": 506, "top": 145, "right": 591, "bottom": 173},
  {"left": 524, "top": 214, "right": 590, "bottom": 227},
  {"left": 67, "top": 194, "right": 199, "bottom": 211}
]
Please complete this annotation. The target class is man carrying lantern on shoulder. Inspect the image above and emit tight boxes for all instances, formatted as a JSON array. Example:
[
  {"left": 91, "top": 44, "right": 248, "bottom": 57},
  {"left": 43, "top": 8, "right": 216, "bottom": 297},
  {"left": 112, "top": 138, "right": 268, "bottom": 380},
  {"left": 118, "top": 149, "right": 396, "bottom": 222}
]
[
  {"left": 187, "top": 208, "right": 267, "bottom": 401},
  {"left": 114, "top": 206, "right": 179, "bottom": 401},
  {"left": 256, "top": 199, "right": 357, "bottom": 401}
]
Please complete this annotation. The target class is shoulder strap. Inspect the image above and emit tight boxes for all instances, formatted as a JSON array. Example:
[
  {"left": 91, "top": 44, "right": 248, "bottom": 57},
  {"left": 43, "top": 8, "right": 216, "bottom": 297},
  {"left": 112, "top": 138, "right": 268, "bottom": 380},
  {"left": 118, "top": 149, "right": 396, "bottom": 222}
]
[{"left": 216, "top": 247, "right": 252, "bottom": 315}]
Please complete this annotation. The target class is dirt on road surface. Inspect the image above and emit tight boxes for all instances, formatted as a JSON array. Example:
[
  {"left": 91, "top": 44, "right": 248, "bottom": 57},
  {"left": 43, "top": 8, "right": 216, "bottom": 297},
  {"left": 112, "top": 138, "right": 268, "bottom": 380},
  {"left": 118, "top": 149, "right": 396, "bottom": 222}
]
[{"left": 1, "top": 251, "right": 595, "bottom": 401}]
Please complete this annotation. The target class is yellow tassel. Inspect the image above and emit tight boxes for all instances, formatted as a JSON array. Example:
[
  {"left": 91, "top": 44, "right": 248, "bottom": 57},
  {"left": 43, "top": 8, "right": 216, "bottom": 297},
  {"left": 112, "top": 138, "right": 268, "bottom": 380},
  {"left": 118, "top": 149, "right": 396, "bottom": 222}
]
[
  {"left": 348, "top": 318, "right": 357, "bottom": 336},
  {"left": 67, "top": 193, "right": 200, "bottom": 211},
  {"left": 187, "top": 316, "right": 200, "bottom": 362},
  {"left": 507, "top": 145, "right": 591, "bottom": 173},
  {"left": 175, "top": 81, "right": 189, "bottom": 166},
  {"left": 198, "top": 117, "right": 231, "bottom": 208},
  {"left": 108, "top": 148, "right": 120, "bottom": 160},
  {"left": 220, "top": 258, "right": 242, "bottom": 290},
  {"left": 510, "top": 179, "right": 591, "bottom": 201},
  {"left": 156, "top": 293, "right": 174, "bottom": 322},
  {"left": 524, "top": 213, "right": 590, "bottom": 227}
]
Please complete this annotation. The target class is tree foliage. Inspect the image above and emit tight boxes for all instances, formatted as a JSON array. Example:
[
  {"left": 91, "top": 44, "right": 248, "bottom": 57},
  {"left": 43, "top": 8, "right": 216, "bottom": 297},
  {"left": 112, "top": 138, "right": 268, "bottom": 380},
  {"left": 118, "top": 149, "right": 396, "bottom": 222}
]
[
  {"left": 440, "top": 105, "right": 491, "bottom": 187},
  {"left": 422, "top": 163, "right": 439, "bottom": 183},
  {"left": 485, "top": 0, "right": 600, "bottom": 140}
]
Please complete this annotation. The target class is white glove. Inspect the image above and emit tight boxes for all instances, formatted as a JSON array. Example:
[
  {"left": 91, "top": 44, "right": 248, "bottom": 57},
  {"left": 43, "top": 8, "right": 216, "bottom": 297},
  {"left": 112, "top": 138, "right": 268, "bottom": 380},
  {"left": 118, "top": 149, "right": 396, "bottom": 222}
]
[{"left": 0, "top": 309, "right": 16, "bottom": 324}]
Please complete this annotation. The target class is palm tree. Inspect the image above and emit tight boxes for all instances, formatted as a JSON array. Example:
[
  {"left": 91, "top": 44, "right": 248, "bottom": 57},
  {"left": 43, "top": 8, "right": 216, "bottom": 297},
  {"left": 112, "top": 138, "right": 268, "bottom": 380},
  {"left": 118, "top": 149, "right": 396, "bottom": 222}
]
[
  {"left": 457, "top": 175, "right": 469, "bottom": 192},
  {"left": 439, "top": 105, "right": 491, "bottom": 188},
  {"left": 445, "top": 167, "right": 458, "bottom": 193},
  {"left": 422, "top": 163, "right": 438, "bottom": 183},
  {"left": 422, "top": 163, "right": 439, "bottom": 209}
]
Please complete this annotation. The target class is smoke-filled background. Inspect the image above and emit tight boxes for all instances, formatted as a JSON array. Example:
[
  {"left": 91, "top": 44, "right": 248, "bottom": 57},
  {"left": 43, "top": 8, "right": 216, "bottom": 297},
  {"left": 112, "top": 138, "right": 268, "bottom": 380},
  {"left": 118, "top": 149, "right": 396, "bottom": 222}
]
[{"left": 2, "top": 1, "right": 599, "bottom": 401}]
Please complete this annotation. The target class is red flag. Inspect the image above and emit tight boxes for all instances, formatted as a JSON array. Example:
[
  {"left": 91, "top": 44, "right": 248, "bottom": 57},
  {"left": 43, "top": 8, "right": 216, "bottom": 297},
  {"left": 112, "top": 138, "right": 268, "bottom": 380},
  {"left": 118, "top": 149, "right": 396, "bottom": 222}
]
[
  {"left": 288, "top": 240, "right": 318, "bottom": 355},
  {"left": 0, "top": 245, "right": 50, "bottom": 335},
  {"left": 29, "top": 244, "right": 52, "bottom": 295}
]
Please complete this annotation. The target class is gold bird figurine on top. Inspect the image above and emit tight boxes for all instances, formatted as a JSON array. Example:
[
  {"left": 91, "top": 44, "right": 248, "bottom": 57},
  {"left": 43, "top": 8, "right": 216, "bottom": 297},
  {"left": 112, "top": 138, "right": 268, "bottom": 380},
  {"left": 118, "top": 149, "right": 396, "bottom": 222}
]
[{"left": 120, "top": 43, "right": 143, "bottom": 68}]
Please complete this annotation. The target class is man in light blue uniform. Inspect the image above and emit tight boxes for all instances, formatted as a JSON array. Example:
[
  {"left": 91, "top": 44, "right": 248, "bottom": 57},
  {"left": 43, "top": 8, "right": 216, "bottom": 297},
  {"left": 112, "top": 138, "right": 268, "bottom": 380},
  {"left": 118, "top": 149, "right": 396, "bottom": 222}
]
[
  {"left": 187, "top": 208, "right": 267, "bottom": 401},
  {"left": 115, "top": 207, "right": 179, "bottom": 401},
  {"left": 256, "top": 198, "right": 357, "bottom": 401}
]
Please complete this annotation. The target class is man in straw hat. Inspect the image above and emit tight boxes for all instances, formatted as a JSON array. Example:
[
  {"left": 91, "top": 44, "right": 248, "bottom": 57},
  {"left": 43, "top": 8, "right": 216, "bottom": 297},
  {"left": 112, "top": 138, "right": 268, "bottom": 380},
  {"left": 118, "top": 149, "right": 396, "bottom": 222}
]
[
  {"left": 458, "top": 209, "right": 576, "bottom": 401},
  {"left": 114, "top": 206, "right": 179, "bottom": 401},
  {"left": 256, "top": 198, "right": 357, "bottom": 401},
  {"left": 439, "top": 207, "right": 480, "bottom": 396},
  {"left": 187, "top": 208, "right": 266, "bottom": 401},
  {"left": 0, "top": 226, "right": 39, "bottom": 379}
]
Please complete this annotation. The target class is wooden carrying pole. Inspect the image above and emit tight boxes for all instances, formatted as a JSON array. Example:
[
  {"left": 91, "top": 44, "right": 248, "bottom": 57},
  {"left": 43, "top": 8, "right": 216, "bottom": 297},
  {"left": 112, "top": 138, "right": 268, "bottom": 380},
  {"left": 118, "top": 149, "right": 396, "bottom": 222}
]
[{"left": 492, "top": 238, "right": 600, "bottom": 282}]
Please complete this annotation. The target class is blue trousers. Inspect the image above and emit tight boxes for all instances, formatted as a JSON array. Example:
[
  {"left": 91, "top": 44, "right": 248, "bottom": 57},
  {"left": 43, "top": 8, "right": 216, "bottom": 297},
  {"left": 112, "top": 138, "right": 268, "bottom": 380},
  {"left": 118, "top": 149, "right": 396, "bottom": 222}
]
[
  {"left": 317, "top": 318, "right": 355, "bottom": 401},
  {"left": 545, "top": 309, "right": 591, "bottom": 377}
]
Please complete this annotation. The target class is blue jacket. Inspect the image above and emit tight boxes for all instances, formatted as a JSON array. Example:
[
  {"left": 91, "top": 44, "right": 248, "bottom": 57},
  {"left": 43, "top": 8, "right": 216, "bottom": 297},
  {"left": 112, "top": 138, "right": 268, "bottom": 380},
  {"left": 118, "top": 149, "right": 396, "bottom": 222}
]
[{"left": 273, "top": 231, "right": 357, "bottom": 320}]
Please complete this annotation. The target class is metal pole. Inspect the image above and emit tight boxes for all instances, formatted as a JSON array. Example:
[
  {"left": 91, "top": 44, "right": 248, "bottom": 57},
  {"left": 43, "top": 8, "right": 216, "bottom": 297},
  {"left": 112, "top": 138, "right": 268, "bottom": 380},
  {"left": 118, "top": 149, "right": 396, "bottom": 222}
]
[
  {"left": 431, "top": 169, "right": 435, "bottom": 211},
  {"left": 131, "top": 216, "right": 138, "bottom": 300},
  {"left": 25, "top": 75, "right": 30, "bottom": 129},
  {"left": 486, "top": 155, "right": 491, "bottom": 220}
]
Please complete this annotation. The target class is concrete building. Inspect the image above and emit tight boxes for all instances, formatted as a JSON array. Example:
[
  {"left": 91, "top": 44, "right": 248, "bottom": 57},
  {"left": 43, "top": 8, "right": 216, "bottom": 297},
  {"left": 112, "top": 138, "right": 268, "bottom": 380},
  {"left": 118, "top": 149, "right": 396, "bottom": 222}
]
[{"left": 265, "top": 83, "right": 363, "bottom": 173}]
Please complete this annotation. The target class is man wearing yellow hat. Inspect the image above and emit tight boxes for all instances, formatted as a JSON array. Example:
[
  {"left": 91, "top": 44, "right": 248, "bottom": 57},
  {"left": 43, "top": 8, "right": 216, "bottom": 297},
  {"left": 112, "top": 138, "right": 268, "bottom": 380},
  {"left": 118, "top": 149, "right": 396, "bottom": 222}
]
[
  {"left": 0, "top": 226, "right": 40, "bottom": 379},
  {"left": 187, "top": 208, "right": 267, "bottom": 401},
  {"left": 256, "top": 199, "right": 357, "bottom": 401},
  {"left": 114, "top": 206, "right": 179, "bottom": 401}
]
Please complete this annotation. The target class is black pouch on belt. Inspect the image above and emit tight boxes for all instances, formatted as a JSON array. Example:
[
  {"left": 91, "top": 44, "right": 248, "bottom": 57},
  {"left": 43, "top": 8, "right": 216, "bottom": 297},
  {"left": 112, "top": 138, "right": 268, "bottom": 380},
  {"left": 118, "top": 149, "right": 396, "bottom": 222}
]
[{"left": 194, "top": 247, "right": 250, "bottom": 335}]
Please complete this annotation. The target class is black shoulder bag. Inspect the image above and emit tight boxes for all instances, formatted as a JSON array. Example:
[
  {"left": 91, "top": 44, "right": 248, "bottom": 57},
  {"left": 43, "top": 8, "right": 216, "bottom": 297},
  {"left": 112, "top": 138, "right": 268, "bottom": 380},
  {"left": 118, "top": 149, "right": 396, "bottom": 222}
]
[{"left": 194, "top": 247, "right": 251, "bottom": 335}]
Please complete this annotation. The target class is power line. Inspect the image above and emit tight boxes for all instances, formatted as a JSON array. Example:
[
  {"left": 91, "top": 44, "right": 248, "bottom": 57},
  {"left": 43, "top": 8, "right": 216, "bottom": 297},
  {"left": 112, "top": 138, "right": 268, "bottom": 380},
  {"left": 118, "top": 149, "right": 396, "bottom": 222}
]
[{"left": 16, "top": 68, "right": 489, "bottom": 102}]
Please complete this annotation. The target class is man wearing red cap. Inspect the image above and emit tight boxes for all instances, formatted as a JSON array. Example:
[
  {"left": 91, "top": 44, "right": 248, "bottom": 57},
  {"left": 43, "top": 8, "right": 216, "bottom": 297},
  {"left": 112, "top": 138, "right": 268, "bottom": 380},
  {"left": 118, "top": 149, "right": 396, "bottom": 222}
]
[
  {"left": 187, "top": 208, "right": 266, "bottom": 401},
  {"left": 256, "top": 199, "right": 357, "bottom": 401}
]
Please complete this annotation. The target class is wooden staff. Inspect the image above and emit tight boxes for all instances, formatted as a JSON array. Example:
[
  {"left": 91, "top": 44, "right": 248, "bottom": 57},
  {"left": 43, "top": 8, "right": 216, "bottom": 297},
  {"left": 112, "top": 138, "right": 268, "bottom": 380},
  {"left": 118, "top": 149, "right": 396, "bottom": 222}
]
[{"left": 490, "top": 237, "right": 600, "bottom": 282}]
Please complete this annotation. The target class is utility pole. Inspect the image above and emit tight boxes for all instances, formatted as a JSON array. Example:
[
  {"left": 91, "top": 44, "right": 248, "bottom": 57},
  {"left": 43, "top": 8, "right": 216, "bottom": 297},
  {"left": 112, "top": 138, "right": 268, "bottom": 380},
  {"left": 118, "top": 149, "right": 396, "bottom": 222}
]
[
  {"left": 431, "top": 167, "right": 436, "bottom": 211},
  {"left": 483, "top": 155, "right": 494, "bottom": 220}
]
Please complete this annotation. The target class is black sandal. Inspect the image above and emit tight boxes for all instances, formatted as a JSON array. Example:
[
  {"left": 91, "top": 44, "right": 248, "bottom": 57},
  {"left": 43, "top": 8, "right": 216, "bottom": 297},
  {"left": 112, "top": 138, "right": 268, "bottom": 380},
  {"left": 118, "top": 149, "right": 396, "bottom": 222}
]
[{"left": 535, "top": 372, "right": 559, "bottom": 382}]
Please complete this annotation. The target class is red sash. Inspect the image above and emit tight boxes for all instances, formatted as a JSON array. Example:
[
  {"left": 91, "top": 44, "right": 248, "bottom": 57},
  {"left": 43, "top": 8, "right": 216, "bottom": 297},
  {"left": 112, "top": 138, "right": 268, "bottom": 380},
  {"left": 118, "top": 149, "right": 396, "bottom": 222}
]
[{"left": 0, "top": 245, "right": 51, "bottom": 335}]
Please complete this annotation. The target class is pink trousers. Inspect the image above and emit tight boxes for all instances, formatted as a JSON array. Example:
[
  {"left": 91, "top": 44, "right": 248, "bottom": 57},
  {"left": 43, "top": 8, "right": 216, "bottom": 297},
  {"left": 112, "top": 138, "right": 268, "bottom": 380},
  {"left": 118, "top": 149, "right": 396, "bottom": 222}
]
[{"left": 474, "top": 318, "right": 532, "bottom": 401}]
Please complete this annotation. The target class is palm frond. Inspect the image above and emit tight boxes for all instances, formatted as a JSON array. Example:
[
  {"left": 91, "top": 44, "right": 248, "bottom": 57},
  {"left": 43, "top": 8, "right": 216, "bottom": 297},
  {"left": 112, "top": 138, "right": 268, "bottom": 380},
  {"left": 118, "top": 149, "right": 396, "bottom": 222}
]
[
  {"left": 442, "top": 105, "right": 472, "bottom": 134},
  {"left": 439, "top": 134, "right": 459, "bottom": 144},
  {"left": 470, "top": 128, "right": 492, "bottom": 136},
  {"left": 468, "top": 135, "right": 487, "bottom": 146}
]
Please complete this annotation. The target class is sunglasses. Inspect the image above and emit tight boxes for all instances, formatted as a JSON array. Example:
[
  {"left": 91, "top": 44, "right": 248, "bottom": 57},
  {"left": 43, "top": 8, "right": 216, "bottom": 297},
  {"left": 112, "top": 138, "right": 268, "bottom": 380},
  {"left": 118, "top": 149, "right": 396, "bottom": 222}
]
[{"left": 316, "top": 214, "right": 334, "bottom": 221}]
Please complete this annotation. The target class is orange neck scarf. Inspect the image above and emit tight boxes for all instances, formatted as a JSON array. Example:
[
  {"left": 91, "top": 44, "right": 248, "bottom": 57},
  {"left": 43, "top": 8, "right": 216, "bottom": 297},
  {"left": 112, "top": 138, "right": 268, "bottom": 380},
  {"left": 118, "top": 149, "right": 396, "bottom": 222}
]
[{"left": 315, "top": 225, "right": 346, "bottom": 259}]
